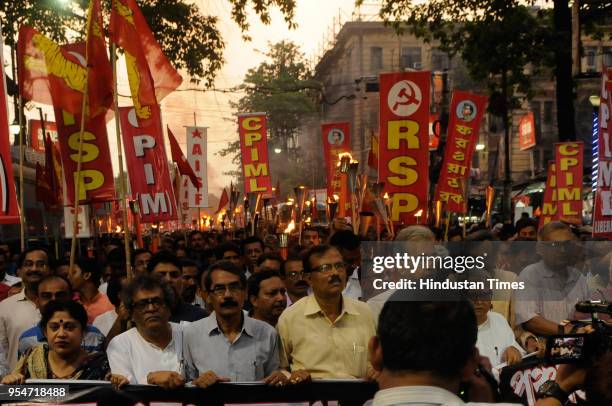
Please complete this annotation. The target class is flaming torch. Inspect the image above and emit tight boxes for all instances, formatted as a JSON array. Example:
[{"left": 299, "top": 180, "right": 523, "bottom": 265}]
[{"left": 279, "top": 220, "right": 295, "bottom": 260}]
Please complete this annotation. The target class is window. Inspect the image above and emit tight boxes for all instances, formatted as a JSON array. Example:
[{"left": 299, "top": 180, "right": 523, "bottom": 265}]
[
  {"left": 543, "top": 101, "right": 553, "bottom": 126},
  {"left": 431, "top": 49, "right": 449, "bottom": 71},
  {"left": 400, "top": 47, "right": 422, "bottom": 70},
  {"left": 370, "top": 47, "right": 383, "bottom": 71},
  {"left": 585, "top": 47, "right": 597, "bottom": 72},
  {"left": 603, "top": 47, "right": 612, "bottom": 68}
]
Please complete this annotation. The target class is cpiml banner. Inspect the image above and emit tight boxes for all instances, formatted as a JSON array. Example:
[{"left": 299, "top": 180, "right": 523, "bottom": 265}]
[
  {"left": 435, "top": 90, "right": 487, "bottom": 214},
  {"left": 554, "top": 141, "right": 583, "bottom": 225},
  {"left": 120, "top": 105, "right": 177, "bottom": 223},
  {"left": 238, "top": 113, "right": 272, "bottom": 195},
  {"left": 379, "top": 71, "right": 430, "bottom": 224}
]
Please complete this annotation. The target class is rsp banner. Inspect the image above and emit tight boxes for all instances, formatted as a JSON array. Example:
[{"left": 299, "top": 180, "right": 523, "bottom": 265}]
[
  {"left": 186, "top": 126, "right": 208, "bottom": 208},
  {"left": 379, "top": 71, "right": 430, "bottom": 224},
  {"left": 238, "top": 113, "right": 272, "bottom": 195}
]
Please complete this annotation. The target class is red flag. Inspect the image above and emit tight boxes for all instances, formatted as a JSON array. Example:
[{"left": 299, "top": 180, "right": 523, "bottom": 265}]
[
  {"left": 167, "top": 126, "right": 200, "bottom": 188},
  {"left": 109, "top": 0, "right": 182, "bottom": 121},
  {"left": 86, "top": 0, "right": 114, "bottom": 117},
  {"left": 216, "top": 188, "right": 229, "bottom": 214}
]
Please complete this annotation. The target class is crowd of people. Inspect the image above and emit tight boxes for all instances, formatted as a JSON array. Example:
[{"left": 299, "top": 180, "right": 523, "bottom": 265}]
[{"left": 0, "top": 216, "right": 609, "bottom": 405}]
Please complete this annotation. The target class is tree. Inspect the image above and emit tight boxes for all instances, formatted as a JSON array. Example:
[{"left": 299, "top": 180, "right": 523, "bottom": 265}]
[
  {"left": 0, "top": 0, "right": 297, "bottom": 86},
  {"left": 218, "top": 40, "right": 322, "bottom": 196}
]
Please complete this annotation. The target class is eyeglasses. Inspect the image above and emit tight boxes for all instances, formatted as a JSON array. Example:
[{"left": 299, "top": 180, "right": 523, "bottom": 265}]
[
  {"left": 132, "top": 297, "right": 166, "bottom": 311},
  {"left": 286, "top": 271, "right": 306, "bottom": 280},
  {"left": 312, "top": 262, "right": 346, "bottom": 274},
  {"left": 210, "top": 282, "right": 243, "bottom": 296}
]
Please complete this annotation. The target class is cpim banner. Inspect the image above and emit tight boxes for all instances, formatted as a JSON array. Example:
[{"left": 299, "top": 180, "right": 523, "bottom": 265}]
[
  {"left": 435, "top": 90, "right": 488, "bottom": 214},
  {"left": 592, "top": 69, "right": 612, "bottom": 238},
  {"left": 379, "top": 71, "right": 430, "bottom": 224},
  {"left": 554, "top": 142, "right": 584, "bottom": 225},
  {"left": 120, "top": 105, "right": 178, "bottom": 223},
  {"left": 321, "top": 122, "right": 351, "bottom": 216},
  {"left": 238, "top": 113, "right": 272, "bottom": 195},
  {"left": 186, "top": 126, "right": 208, "bottom": 208}
]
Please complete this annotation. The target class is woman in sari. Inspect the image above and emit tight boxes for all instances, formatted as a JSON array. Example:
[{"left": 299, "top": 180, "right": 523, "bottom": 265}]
[{"left": 1, "top": 300, "right": 109, "bottom": 383}]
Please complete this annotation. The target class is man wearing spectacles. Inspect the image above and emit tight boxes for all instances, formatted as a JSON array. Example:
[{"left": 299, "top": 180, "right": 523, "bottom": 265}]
[
  {"left": 108, "top": 275, "right": 186, "bottom": 389},
  {"left": 282, "top": 255, "right": 309, "bottom": 306},
  {"left": 0, "top": 248, "right": 51, "bottom": 376},
  {"left": 183, "top": 261, "right": 288, "bottom": 387},
  {"left": 277, "top": 245, "right": 376, "bottom": 381},
  {"left": 18, "top": 275, "right": 105, "bottom": 358}
]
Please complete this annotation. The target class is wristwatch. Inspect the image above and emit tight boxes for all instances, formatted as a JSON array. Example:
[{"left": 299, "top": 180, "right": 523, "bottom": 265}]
[{"left": 537, "top": 380, "right": 568, "bottom": 404}]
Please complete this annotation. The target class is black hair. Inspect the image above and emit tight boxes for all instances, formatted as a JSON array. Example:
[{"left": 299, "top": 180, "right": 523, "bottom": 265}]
[
  {"left": 204, "top": 260, "right": 246, "bottom": 292},
  {"left": 179, "top": 258, "right": 198, "bottom": 270},
  {"left": 17, "top": 247, "right": 50, "bottom": 269},
  {"left": 216, "top": 242, "right": 242, "bottom": 259},
  {"left": 40, "top": 300, "right": 88, "bottom": 333},
  {"left": 302, "top": 227, "right": 320, "bottom": 236},
  {"left": 241, "top": 236, "right": 264, "bottom": 253},
  {"left": 303, "top": 245, "right": 339, "bottom": 273},
  {"left": 146, "top": 251, "right": 182, "bottom": 274},
  {"left": 247, "top": 269, "right": 282, "bottom": 299},
  {"left": 75, "top": 256, "right": 103, "bottom": 288},
  {"left": 282, "top": 254, "right": 304, "bottom": 277},
  {"left": 516, "top": 219, "right": 537, "bottom": 234},
  {"left": 377, "top": 300, "right": 477, "bottom": 378},
  {"left": 37, "top": 275, "right": 72, "bottom": 294},
  {"left": 106, "top": 276, "right": 123, "bottom": 308},
  {"left": 122, "top": 274, "right": 176, "bottom": 311},
  {"left": 329, "top": 230, "right": 360, "bottom": 251},
  {"left": 133, "top": 248, "right": 152, "bottom": 259},
  {"left": 256, "top": 252, "right": 283, "bottom": 268}
]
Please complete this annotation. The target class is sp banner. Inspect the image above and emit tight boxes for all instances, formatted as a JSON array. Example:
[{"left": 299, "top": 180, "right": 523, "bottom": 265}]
[
  {"left": 554, "top": 142, "right": 583, "bottom": 225},
  {"left": 238, "top": 113, "right": 272, "bottom": 195},
  {"left": 120, "top": 105, "right": 178, "bottom": 223},
  {"left": 54, "top": 109, "right": 116, "bottom": 204},
  {"left": 379, "top": 71, "right": 430, "bottom": 224},
  {"left": 186, "top": 126, "right": 208, "bottom": 208},
  {"left": 322, "top": 122, "right": 351, "bottom": 216},
  {"left": 592, "top": 69, "right": 612, "bottom": 238},
  {"left": 435, "top": 90, "right": 487, "bottom": 213}
]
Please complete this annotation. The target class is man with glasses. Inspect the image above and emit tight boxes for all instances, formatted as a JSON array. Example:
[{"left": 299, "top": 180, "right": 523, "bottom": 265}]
[
  {"left": 282, "top": 255, "right": 309, "bottom": 306},
  {"left": 0, "top": 248, "right": 50, "bottom": 376},
  {"left": 107, "top": 274, "right": 185, "bottom": 389},
  {"left": 277, "top": 245, "right": 376, "bottom": 381},
  {"left": 516, "top": 221, "right": 589, "bottom": 336},
  {"left": 183, "top": 261, "right": 287, "bottom": 387},
  {"left": 18, "top": 275, "right": 105, "bottom": 357}
]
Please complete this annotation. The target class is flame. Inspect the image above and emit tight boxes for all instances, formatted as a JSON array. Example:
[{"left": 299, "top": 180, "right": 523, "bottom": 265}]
[
  {"left": 305, "top": 217, "right": 312, "bottom": 223},
  {"left": 217, "top": 212, "right": 224, "bottom": 222},
  {"left": 115, "top": 225, "right": 122, "bottom": 233},
  {"left": 305, "top": 200, "right": 311, "bottom": 206},
  {"left": 414, "top": 209, "right": 423, "bottom": 217},
  {"left": 333, "top": 194, "right": 339, "bottom": 202},
  {"left": 284, "top": 220, "right": 296, "bottom": 233},
  {"left": 383, "top": 192, "right": 389, "bottom": 199}
]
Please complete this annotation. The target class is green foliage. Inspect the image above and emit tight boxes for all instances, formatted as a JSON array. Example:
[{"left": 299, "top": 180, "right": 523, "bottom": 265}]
[{"left": 0, "top": 0, "right": 297, "bottom": 86}]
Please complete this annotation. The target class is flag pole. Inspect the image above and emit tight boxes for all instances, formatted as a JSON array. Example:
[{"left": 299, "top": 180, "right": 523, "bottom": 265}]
[
  {"left": 17, "top": 95, "right": 24, "bottom": 251},
  {"left": 111, "top": 43, "right": 133, "bottom": 281}
]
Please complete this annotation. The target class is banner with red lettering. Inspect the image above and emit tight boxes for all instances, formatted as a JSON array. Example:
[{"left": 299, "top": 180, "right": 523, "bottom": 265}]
[
  {"left": 379, "top": 71, "right": 430, "bottom": 224},
  {"left": 322, "top": 122, "right": 351, "bottom": 216},
  {"left": 435, "top": 90, "right": 487, "bottom": 213},
  {"left": 0, "top": 26, "right": 20, "bottom": 224},
  {"left": 539, "top": 161, "right": 558, "bottom": 228},
  {"left": 54, "top": 109, "right": 116, "bottom": 204},
  {"left": 120, "top": 105, "right": 178, "bottom": 223},
  {"left": 592, "top": 69, "right": 612, "bottom": 238},
  {"left": 186, "top": 126, "right": 208, "bottom": 207},
  {"left": 519, "top": 112, "right": 536, "bottom": 151},
  {"left": 238, "top": 113, "right": 272, "bottom": 195},
  {"left": 554, "top": 142, "right": 583, "bottom": 225}
]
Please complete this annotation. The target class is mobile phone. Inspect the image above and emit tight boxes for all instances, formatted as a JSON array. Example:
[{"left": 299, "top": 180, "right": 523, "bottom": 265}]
[{"left": 545, "top": 334, "right": 588, "bottom": 363}]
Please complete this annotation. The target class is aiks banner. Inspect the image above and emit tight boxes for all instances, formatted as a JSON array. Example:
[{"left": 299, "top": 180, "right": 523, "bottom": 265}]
[
  {"left": 435, "top": 90, "right": 487, "bottom": 214},
  {"left": 238, "top": 113, "right": 272, "bottom": 195},
  {"left": 379, "top": 71, "right": 430, "bottom": 224},
  {"left": 120, "top": 105, "right": 178, "bottom": 223},
  {"left": 322, "top": 122, "right": 351, "bottom": 217}
]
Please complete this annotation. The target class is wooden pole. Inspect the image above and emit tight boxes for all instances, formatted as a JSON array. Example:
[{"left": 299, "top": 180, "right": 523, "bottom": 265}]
[
  {"left": 17, "top": 95, "right": 24, "bottom": 251},
  {"left": 111, "top": 44, "right": 133, "bottom": 281}
]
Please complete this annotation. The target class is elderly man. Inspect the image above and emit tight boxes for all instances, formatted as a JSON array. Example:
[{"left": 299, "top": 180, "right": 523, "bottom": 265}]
[
  {"left": 0, "top": 248, "right": 51, "bottom": 375},
  {"left": 516, "top": 221, "right": 589, "bottom": 336},
  {"left": 147, "top": 251, "right": 207, "bottom": 323},
  {"left": 248, "top": 270, "right": 287, "bottom": 326},
  {"left": 108, "top": 275, "right": 185, "bottom": 389},
  {"left": 277, "top": 245, "right": 376, "bottom": 380},
  {"left": 183, "top": 261, "right": 286, "bottom": 387}
]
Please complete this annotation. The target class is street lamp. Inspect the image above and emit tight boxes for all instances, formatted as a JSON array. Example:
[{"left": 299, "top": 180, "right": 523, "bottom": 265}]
[
  {"left": 274, "top": 148, "right": 282, "bottom": 154},
  {"left": 476, "top": 143, "right": 485, "bottom": 151},
  {"left": 590, "top": 95, "right": 601, "bottom": 193}
]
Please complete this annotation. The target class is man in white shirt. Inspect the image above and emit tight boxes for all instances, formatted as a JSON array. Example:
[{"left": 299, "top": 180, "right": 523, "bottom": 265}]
[
  {"left": 369, "top": 300, "right": 521, "bottom": 406},
  {"left": 0, "top": 248, "right": 50, "bottom": 376},
  {"left": 108, "top": 274, "right": 184, "bottom": 390}
]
